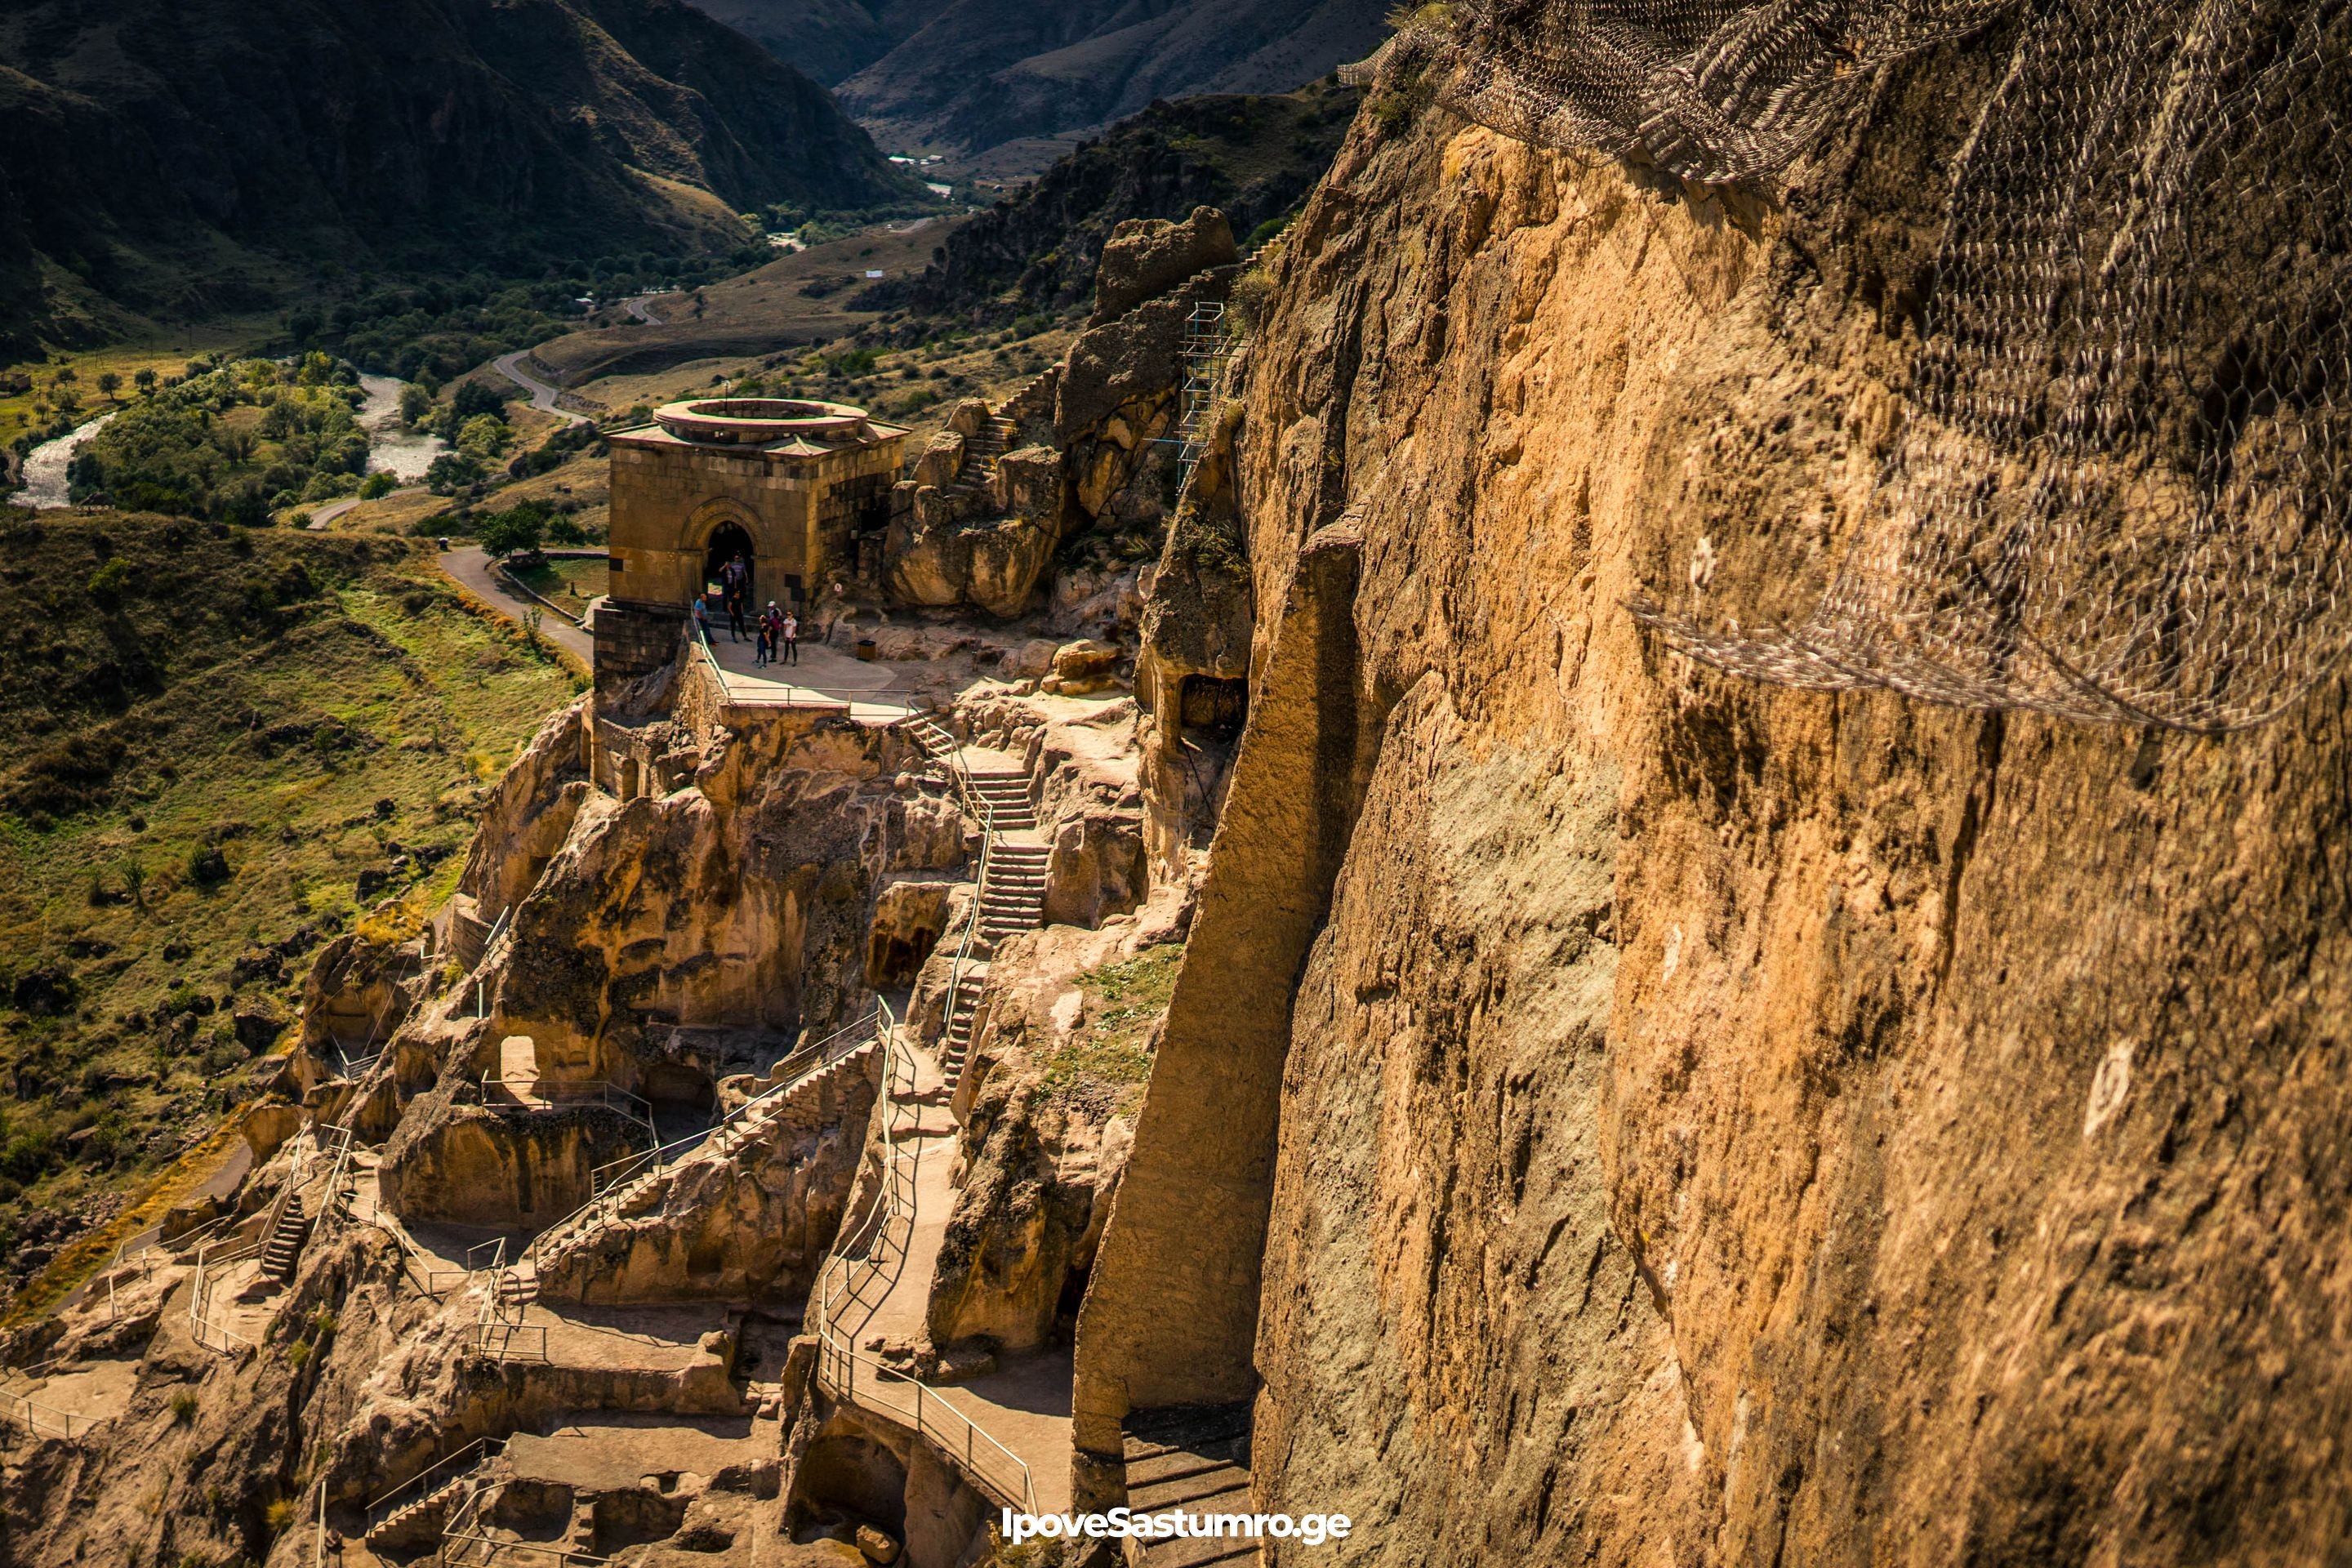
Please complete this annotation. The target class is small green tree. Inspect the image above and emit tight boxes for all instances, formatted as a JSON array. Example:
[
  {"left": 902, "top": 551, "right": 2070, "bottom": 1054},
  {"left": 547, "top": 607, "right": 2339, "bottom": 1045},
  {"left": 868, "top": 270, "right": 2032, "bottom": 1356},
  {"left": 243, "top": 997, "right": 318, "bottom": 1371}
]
[
  {"left": 96, "top": 371, "right": 122, "bottom": 401},
  {"left": 478, "top": 503, "right": 546, "bottom": 559},
  {"left": 87, "top": 559, "right": 134, "bottom": 609},
  {"left": 134, "top": 367, "right": 158, "bottom": 395},
  {"left": 452, "top": 380, "right": 506, "bottom": 421},
  {"left": 456, "top": 413, "right": 508, "bottom": 458},
  {"left": 397, "top": 383, "right": 431, "bottom": 426}
]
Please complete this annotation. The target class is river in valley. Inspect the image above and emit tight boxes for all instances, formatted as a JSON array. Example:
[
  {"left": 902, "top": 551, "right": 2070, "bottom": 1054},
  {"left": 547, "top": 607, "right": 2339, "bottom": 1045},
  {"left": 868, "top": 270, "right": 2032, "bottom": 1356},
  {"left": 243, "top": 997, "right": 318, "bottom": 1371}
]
[
  {"left": 13, "top": 372, "right": 445, "bottom": 510},
  {"left": 355, "top": 372, "right": 446, "bottom": 481},
  {"left": 16, "top": 411, "right": 118, "bottom": 509}
]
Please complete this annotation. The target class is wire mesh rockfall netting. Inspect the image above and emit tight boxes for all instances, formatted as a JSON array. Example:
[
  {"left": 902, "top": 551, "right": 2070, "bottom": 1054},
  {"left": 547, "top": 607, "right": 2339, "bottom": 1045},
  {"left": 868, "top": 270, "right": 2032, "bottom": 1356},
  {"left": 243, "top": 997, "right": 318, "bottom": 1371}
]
[{"left": 1383, "top": 0, "right": 2352, "bottom": 730}]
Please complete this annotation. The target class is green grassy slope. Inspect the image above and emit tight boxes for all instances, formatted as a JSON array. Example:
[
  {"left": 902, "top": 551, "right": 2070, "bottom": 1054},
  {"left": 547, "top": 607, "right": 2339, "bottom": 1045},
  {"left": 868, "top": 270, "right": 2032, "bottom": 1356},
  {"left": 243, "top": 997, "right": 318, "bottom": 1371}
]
[{"left": 0, "top": 513, "right": 578, "bottom": 1309}]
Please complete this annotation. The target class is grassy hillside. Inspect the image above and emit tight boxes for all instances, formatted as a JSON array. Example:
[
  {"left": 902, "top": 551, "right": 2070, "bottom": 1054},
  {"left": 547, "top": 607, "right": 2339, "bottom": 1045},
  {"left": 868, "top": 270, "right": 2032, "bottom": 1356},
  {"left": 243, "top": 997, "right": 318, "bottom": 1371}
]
[{"left": 0, "top": 513, "right": 578, "bottom": 1312}]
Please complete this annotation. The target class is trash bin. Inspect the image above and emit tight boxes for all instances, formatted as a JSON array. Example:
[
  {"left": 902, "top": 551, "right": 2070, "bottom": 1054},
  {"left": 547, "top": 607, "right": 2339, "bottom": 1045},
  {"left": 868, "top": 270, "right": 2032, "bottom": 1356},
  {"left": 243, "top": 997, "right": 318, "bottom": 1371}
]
[{"left": 855, "top": 637, "right": 878, "bottom": 662}]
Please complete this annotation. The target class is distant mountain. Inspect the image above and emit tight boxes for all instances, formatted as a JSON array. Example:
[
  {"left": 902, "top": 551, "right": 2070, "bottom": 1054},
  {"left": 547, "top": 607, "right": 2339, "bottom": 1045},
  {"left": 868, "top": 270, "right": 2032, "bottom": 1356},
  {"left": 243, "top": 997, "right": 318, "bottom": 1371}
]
[
  {"left": 681, "top": 0, "right": 948, "bottom": 87},
  {"left": 714, "top": 0, "right": 1387, "bottom": 156},
  {"left": 0, "top": 0, "right": 909, "bottom": 354},
  {"left": 871, "top": 82, "right": 1360, "bottom": 324}
]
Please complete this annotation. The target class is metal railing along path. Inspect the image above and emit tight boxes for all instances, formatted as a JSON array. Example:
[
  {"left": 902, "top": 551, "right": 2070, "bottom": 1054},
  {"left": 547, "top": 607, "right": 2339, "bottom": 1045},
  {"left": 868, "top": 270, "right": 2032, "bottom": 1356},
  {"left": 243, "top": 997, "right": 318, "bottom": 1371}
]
[
  {"left": 464, "top": 1005, "right": 888, "bottom": 1355},
  {"left": 809, "top": 1013, "right": 1039, "bottom": 1513},
  {"left": 363, "top": 1436, "right": 507, "bottom": 1535},
  {"left": 899, "top": 716, "right": 1001, "bottom": 1095}
]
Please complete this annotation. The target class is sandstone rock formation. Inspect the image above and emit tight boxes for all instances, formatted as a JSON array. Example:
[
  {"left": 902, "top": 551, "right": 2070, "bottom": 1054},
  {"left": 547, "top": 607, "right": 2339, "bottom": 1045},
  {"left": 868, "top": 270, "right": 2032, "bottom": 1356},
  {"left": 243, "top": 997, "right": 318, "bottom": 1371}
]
[{"left": 1075, "top": 37, "right": 2352, "bottom": 1565}]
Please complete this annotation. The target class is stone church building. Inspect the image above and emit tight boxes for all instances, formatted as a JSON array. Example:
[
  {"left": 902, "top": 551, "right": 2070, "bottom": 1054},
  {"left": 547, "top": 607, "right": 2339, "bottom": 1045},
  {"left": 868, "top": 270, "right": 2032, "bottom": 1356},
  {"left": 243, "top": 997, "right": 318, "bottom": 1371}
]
[{"left": 595, "top": 399, "right": 905, "bottom": 681}]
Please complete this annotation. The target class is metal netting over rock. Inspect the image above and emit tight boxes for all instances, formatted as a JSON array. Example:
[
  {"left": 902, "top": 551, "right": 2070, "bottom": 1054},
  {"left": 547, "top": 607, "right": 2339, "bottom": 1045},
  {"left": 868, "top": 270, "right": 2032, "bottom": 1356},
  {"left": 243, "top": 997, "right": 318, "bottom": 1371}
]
[{"left": 1376, "top": 0, "right": 2352, "bottom": 729}]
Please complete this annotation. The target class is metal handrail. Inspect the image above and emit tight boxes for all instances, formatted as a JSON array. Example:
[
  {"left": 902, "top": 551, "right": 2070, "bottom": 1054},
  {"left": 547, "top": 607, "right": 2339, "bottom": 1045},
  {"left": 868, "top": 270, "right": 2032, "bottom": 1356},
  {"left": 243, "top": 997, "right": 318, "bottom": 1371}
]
[
  {"left": 583, "top": 1004, "right": 882, "bottom": 1196},
  {"left": 460, "top": 907, "right": 513, "bottom": 1019},
  {"left": 0, "top": 1385, "right": 97, "bottom": 1442},
  {"left": 808, "top": 1006, "right": 1037, "bottom": 1513},
  {"left": 902, "top": 716, "right": 999, "bottom": 1094},
  {"left": 693, "top": 615, "right": 732, "bottom": 698},
  {"left": 190, "top": 1133, "right": 320, "bottom": 1355},
  {"left": 463, "top": 1004, "right": 893, "bottom": 1338},
  {"left": 365, "top": 1436, "right": 507, "bottom": 1524}
]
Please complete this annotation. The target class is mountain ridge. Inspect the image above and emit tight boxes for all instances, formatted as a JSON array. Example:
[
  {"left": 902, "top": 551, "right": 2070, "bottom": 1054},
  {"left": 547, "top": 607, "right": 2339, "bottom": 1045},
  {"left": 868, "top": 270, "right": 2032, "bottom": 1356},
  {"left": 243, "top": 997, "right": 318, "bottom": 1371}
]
[
  {"left": 0, "top": 0, "right": 909, "bottom": 354},
  {"left": 692, "top": 0, "right": 1388, "bottom": 156}
]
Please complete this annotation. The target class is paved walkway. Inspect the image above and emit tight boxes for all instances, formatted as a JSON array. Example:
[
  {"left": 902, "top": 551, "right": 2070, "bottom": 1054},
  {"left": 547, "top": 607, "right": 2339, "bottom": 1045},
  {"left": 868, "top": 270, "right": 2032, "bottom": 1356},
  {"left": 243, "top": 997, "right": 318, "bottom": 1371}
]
[
  {"left": 493, "top": 352, "right": 590, "bottom": 426},
  {"left": 826, "top": 1041, "right": 1076, "bottom": 1512},
  {"left": 701, "top": 626, "right": 915, "bottom": 724},
  {"left": 434, "top": 545, "right": 595, "bottom": 666}
]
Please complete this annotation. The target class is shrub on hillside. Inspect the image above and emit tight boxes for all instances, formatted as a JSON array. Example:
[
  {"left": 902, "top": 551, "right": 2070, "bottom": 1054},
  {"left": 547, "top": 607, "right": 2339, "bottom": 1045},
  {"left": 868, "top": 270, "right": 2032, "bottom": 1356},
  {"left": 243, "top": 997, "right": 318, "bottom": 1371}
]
[
  {"left": 479, "top": 502, "right": 549, "bottom": 559},
  {"left": 452, "top": 380, "right": 508, "bottom": 421}
]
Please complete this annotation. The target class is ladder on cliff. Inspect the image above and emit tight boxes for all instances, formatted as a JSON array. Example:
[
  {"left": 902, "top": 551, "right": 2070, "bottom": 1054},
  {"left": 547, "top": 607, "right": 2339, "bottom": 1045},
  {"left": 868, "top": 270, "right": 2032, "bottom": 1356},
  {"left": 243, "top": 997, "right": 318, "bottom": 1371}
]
[{"left": 1161, "top": 299, "right": 1233, "bottom": 494}]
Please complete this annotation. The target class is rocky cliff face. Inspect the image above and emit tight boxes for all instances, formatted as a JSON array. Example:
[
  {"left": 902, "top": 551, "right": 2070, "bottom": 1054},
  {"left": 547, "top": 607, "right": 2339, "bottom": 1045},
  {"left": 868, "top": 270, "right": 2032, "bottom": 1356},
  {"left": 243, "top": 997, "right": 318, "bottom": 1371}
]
[{"left": 1077, "top": 25, "right": 2352, "bottom": 1565}]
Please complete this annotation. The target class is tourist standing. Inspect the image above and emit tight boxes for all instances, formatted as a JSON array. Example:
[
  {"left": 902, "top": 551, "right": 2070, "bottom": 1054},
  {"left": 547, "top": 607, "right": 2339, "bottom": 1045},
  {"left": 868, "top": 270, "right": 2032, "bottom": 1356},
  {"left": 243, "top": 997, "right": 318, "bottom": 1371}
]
[
  {"left": 723, "top": 553, "right": 748, "bottom": 641},
  {"left": 781, "top": 609, "right": 800, "bottom": 666}
]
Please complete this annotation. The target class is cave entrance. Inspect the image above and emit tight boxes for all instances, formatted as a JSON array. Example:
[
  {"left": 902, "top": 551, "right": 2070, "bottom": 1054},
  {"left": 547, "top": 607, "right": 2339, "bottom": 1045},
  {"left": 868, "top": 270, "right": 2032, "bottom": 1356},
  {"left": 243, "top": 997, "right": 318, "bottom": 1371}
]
[
  {"left": 786, "top": 1426, "right": 909, "bottom": 1540},
  {"left": 1178, "top": 675, "right": 1248, "bottom": 742},
  {"left": 866, "top": 918, "right": 946, "bottom": 990},
  {"left": 641, "top": 1061, "right": 715, "bottom": 1113},
  {"left": 703, "top": 521, "right": 755, "bottom": 606}
]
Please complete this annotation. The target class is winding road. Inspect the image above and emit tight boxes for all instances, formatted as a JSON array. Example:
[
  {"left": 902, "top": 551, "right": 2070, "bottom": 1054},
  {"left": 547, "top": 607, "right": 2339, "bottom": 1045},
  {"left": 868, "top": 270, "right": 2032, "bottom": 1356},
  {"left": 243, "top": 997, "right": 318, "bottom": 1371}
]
[
  {"left": 492, "top": 351, "right": 590, "bottom": 427},
  {"left": 434, "top": 544, "right": 595, "bottom": 667}
]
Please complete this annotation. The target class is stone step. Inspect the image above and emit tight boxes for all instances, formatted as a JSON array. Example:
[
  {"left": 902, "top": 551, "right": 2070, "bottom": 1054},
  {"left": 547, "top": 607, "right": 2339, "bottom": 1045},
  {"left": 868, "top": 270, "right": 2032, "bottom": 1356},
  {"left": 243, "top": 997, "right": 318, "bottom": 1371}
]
[{"left": 259, "top": 1196, "right": 308, "bottom": 1281}]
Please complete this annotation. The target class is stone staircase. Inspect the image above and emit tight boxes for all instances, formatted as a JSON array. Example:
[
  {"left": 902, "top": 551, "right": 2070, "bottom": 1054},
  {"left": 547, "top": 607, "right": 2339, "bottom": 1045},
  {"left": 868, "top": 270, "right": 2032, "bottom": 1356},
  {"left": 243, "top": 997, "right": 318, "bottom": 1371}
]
[
  {"left": 939, "top": 961, "right": 991, "bottom": 1082},
  {"left": 257, "top": 1194, "right": 309, "bottom": 1282},
  {"left": 978, "top": 842, "right": 1049, "bottom": 939},
  {"left": 1000, "top": 363, "right": 1062, "bottom": 430},
  {"left": 947, "top": 412, "right": 1018, "bottom": 498},
  {"left": 940, "top": 843, "right": 1047, "bottom": 1080},
  {"left": 363, "top": 1440, "right": 508, "bottom": 1554},
  {"left": 1121, "top": 1405, "right": 1255, "bottom": 1566},
  {"left": 510, "top": 1040, "right": 880, "bottom": 1303},
  {"left": 968, "top": 768, "right": 1038, "bottom": 831}
]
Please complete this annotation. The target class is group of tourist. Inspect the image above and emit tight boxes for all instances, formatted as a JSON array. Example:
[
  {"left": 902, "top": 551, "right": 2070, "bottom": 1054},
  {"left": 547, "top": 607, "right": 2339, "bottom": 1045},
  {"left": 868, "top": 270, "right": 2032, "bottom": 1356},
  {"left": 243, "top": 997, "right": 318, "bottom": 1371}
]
[{"left": 695, "top": 551, "right": 798, "bottom": 667}]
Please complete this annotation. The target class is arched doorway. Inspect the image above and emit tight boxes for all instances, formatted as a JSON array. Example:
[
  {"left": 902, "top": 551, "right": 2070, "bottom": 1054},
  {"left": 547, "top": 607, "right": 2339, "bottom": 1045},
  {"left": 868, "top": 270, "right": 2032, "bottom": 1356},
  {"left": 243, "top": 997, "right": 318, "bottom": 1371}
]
[{"left": 702, "top": 520, "right": 754, "bottom": 608}]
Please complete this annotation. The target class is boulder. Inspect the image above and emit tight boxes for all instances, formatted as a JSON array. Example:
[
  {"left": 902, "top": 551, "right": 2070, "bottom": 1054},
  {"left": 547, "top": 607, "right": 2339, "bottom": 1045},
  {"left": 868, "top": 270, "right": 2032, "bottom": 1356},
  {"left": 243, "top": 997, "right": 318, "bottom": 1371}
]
[
  {"left": 911, "top": 430, "right": 963, "bottom": 490},
  {"left": 1058, "top": 296, "right": 1191, "bottom": 445},
  {"left": 241, "top": 1102, "right": 305, "bottom": 1164},
  {"left": 858, "top": 1524, "right": 902, "bottom": 1564},
  {"left": 232, "top": 1005, "right": 286, "bottom": 1051},
  {"left": 1044, "top": 810, "right": 1150, "bottom": 929},
  {"left": 992, "top": 445, "right": 1064, "bottom": 523},
  {"left": 1052, "top": 639, "right": 1120, "bottom": 682},
  {"left": 1090, "top": 207, "right": 1237, "bottom": 323},
  {"left": 1004, "top": 639, "right": 1062, "bottom": 679},
  {"left": 885, "top": 513, "right": 1058, "bottom": 617}
]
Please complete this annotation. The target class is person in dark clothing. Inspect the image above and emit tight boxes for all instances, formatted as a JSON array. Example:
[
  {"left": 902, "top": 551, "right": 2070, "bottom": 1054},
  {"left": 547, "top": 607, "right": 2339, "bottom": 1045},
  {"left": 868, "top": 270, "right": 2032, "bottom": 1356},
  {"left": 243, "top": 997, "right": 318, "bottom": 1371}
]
[{"left": 722, "top": 553, "right": 749, "bottom": 640}]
